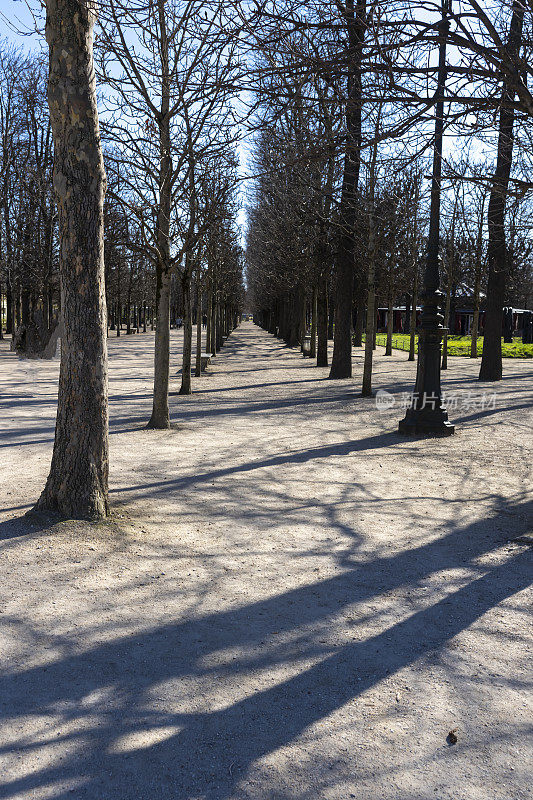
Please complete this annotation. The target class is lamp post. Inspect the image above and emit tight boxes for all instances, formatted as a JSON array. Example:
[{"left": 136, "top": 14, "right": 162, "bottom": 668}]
[{"left": 399, "top": 0, "right": 455, "bottom": 436}]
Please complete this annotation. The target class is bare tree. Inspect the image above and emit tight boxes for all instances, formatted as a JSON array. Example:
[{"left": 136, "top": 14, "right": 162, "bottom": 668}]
[
  {"left": 98, "top": 0, "right": 240, "bottom": 418},
  {"left": 35, "top": 0, "right": 108, "bottom": 520}
]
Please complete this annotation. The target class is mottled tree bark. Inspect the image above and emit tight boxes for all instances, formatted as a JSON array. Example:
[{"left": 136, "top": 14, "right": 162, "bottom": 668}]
[{"left": 35, "top": 0, "right": 108, "bottom": 520}]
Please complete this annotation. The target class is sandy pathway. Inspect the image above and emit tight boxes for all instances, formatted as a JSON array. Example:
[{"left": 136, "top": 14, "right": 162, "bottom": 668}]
[{"left": 0, "top": 322, "right": 532, "bottom": 800}]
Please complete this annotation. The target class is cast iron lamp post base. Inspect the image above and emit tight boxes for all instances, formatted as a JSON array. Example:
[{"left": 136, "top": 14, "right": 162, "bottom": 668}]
[{"left": 398, "top": 289, "right": 455, "bottom": 437}]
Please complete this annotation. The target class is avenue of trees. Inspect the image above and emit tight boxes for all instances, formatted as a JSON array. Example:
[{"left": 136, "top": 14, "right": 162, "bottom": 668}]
[
  {"left": 0, "top": 0, "right": 531, "bottom": 518},
  {"left": 246, "top": 0, "right": 533, "bottom": 387}
]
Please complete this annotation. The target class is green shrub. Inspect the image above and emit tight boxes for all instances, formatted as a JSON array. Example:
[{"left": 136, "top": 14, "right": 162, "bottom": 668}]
[{"left": 360, "top": 333, "right": 532, "bottom": 358}]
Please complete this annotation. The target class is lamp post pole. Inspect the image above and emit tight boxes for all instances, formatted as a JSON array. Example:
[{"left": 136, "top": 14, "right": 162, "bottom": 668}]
[{"left": 399, "top": 0, "right": 455, "bottom": 436}]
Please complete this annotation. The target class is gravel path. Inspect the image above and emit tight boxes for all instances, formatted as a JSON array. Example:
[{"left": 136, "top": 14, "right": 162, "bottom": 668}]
[{"left": 0, "top": 321, "right": 532, "bottom": 800}]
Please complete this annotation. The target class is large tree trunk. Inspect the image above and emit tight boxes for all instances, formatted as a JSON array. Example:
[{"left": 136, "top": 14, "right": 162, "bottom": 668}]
[
  {"left": 479, "top": 1, "right": 524, "bottom": 381},
  {"left": 329, "top": 1, "right": 364, "bottom": 379},
  {"left": 35, "top": 0, "right": 108, "bottom": 520}
]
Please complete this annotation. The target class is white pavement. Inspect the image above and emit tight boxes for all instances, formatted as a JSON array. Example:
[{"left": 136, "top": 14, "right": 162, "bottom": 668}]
[{"left": 0, "top": 322, "right": 532, "bottom": 800}]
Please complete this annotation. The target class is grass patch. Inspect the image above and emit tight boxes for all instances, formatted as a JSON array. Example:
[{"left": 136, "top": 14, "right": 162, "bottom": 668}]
[{"left": 362, "top": 334, "right": 533, "bottom": 358}]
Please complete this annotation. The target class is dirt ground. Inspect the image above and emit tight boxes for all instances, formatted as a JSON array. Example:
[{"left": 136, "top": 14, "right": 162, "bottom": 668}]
[{"left": 0, "top": 322, "right": 532, "bottom": 800}]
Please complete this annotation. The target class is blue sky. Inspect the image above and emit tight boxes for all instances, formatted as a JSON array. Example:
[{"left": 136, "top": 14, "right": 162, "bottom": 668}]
[
  {"left": 0, "top": 0, "right": 42, "bottom": 48},
  {"left": 0, "top": 0, "right": 251, "bottom": 241}
]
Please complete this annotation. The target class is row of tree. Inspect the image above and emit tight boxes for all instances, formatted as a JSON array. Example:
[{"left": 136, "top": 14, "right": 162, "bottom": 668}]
[
  {"left": 245, "top": 0, "right": 532, "bottom": 392},
  {"left": 1, "top": 0, "right": 245, "bottom": 519},
  {"left": 0, "top": 39, "right": 244, "bottom": 395},
  {"left": 3, "top": 0, "right": 532, "bottom": 521}
]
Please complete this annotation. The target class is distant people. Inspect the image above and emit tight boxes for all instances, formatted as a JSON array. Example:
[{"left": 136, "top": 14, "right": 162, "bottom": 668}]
[
  {"left": 202, "top": 313, "right": 208, "bottom": 329},
  {"left": 176, "top": 317, "right": 183, "bottom": 329}
]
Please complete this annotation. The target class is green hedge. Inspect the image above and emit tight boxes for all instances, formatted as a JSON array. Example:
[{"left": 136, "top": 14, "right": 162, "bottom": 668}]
[{"left": 361, "top": 333, "right": 533, "bottom": 359}]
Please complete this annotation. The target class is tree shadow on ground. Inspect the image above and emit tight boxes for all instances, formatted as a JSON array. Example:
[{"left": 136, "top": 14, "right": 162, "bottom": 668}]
[
  {"left": 0, "top": 499, "right": 531, "bottom": 800},
  {"left": 109, "top": 431, "right": 403, "bottom": 499}
]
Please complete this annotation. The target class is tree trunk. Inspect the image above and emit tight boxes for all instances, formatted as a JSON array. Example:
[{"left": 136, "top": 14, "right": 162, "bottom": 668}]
[
  {"left": 309, "top": 285, "right": 317, "bottom": 358},
  {"left": 287, "top": 291, "right": 299, "bottom": 347},
  {"left": 329, "top": 1, "right": 364, "bottom": 379},
  {"left": 206, "top": 278, "right": 212, "bottom": 354},
  {"left": 148, "top": 0, "right": 172, "bottom": 426},
  {"left": 211, "top": 285, "right": 217, "bottom": 354},
  {"left": 195, "top": 282, "right": 202, "bottom": 377},
  {"left": 327, "top": 288, "right": 334, "bottom": 340},
  {"left": 479, "top": 0, "right": 524, "bottom": 381},
  {"left": 15, "top": 289, "right": 21, "bottom": 329},
  {"left": 180, "top": 270, "right": 192, "bottom": 394},
  {"left": 385, "top": 294, "right": 393, "bottom": 355},
  {"left": 353, "top": 294, "right": 364, "bottom": 347},
  {"left": 317, "top": 271, "right": 328, "bottom": 367},
  {"left": 6, "top": 282, "right": 13, "bottom": 335},
  {"left": 299, "top": 287, "right": 307, "bottom": 353},
  {"left": 35, "top": 0, "right": 108, "bottom": 520},
  {"left": 409, "top": 271, "right": 418, "bottom": 362},
  {"left": 362, "top": 197, "right": 377, "bottom": 396},
  {"left": 471, "top": 254, "right": 482, "bottom": 358},
  {"left": 216, "top": 301, "right": 223, "bottom": 351}
]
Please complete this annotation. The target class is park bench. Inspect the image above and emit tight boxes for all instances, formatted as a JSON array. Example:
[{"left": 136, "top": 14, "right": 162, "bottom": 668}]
[{"left": 199, "top": 352, "right": 212, "bottom": 372}]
